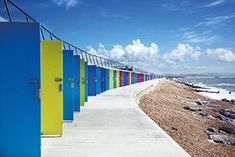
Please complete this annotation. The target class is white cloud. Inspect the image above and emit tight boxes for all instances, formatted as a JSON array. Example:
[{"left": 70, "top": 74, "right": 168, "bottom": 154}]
[
  {"left": 124, "top": 39, "right": 159, "bottom": 61},
  {"left": 97, "top": 43, "right": 108, "bottom": 56},
  {"left": 163, "top": 44, "right": 201, "bottom": 64},
  {"left": 182, "top": 31, "right": 216, "bottom": 44},
  {"left": 52, "top": 0, "right": 79, "bottom": 9},
  {"left": 198, "top": 15, "right": 235, "bottom": 27},
  {"left": 87, "top": 46, "right": 97, "bottom": 55},
  {"left": 86, "top": 39, "right": 159, "bottom": 71},
  {"left": 191, "top": 50, "right": 201, "bottom": 61},
  {"left": 0, "top": 16, "right": 7, "bottom": 22},
  {"left": 110, "top": 45, "right": 125, "bottom": 59},
  {"left": 204, "top": 0, "right": 225, "bottom": 7},
  {"left": 206, "top": 48, "right": 235, "bottom": 62}
]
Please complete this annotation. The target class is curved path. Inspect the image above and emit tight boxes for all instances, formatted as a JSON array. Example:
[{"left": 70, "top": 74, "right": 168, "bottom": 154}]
[{"left": 42, "top": 79, "right": 190, "bottom": 157}]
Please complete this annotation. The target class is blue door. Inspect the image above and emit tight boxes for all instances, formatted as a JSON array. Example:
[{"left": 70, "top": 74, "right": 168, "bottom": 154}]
[
  {"left": 101, "top": 68, "right": 106, "bottom": 92},
  {"left": 88, "top": 65, "right": 97, "bottom": 96},
  {"left": 133, "top": 73, "right": 137, "bottom": 84},
  {"left": 73, "top": 55, "right": 80, "bottom": 112},
  {"left": 101, "top": 68, "right": 105, "bottom": 92},
  {"left": 100, "top": 68, "right": 103, "bottom": 92},
  {"left": 122, "top": 71, "right": 125, "bottom": 86},
  {"left": 142, "top": 74, "right": 145, "bottom": 82},
  {"left": 63, "top": 50, "right": 74, "bottom": 120},
  {"left": 127, "top": 72, "right": 130, "bottom": 85},
  {"left": 105, "top": 69, "right": 109, "bottom": 90},
  {"left": 84, "top": 62, "right": 88, "bottom": 102},
  {"left": 0, "top": 23, "right": 41, "bottom": 157},
  {"left": 113, "top": 70, "right": 117, "bottom": 88},
  {"left": 96, "top": 67, "right": 101, "bottom": 94}
]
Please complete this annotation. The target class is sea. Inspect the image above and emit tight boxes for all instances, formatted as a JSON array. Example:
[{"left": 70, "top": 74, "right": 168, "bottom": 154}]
[{"left": 178, "top": 76, "right": 235, "bottom": 101}]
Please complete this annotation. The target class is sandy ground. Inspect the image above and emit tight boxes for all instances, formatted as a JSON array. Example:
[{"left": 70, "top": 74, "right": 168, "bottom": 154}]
[{"left": 139, "top": 79, "right": 235, "bottom": 157}]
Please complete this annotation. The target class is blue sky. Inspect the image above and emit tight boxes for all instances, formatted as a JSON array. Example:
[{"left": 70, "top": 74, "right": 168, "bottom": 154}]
[{"left": 1, "top": 0, "right": 235, "bottom": 74}]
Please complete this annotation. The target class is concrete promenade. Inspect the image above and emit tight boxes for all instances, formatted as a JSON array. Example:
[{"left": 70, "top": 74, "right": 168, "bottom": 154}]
[{"left": 42, "top": 79, "right": 190, "bottom": 157}]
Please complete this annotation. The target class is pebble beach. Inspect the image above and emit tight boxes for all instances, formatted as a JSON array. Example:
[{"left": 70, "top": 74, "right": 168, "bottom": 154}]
[{"left": 139, "top": 79, "right": 235, "bottom": 157}]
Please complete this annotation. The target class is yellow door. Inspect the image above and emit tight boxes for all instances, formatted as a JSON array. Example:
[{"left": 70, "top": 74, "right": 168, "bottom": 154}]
[
  {"left": 80, "top": 59, "right": 85, "bottom": 106},
  {"left": 41, "top": 40, "right": 63, "bottom": 135},
  {"left": 109, "top": 69, "right": 113, "bottom": 89},
  {"left": 130, "top": 72, "right": 132, "bottom": 85},
  {"left": 116, "top": 70, "right": 120, "bottom": 88}
]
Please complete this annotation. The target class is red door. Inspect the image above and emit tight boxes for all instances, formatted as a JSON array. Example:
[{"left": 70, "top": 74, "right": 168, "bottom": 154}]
[
  {"left": 119, "top": 71, "right": 122, "bottom": 87},
  {"left": 125, "top": 72, "right": 129, "bottom": 85},
  {"left": 137, "top": 73, "right": 142, "bottom": 82}
]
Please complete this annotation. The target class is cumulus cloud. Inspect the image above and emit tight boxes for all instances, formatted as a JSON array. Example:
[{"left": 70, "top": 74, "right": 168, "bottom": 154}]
[
  {"left": 206, "top": 48, "right": 235, "bottom": 62},
  {"left": 86, "top": 46, "right": 97, "bottom": 55},
  {"left": 124, "top": 39, "right": 159, "bottom": 61},
  {"left": 97, "top": 43, "right": 108, "bottom": 56},
  {"left": 52, "top": 0, "right": 79, "bottom": 9},
  {"left": 86, "top": 39, "right": 159, "bottom": 71},
  {"left": 163, "top": 44, "right": 201, "bottom": 64},
  {"left": 110, "top": 45, "right": 125, "bottom": 59}
]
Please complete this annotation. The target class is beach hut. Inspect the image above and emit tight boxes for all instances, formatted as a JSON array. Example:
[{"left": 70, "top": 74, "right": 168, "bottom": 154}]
[
  {"left": 119, "top": 71, "right": 123, "bottom": 87},
  {"left": 116, "top": 70, "right": 120, "bottom": 88},
  {"left": 113, "top": 70, "right": 117, "bottom": 88},
  {"left": 88, "top": 65, "right": 97, "bottom": 96},
  {"left": 80, "top": 59, "right": 85, "bottom": 106},
  {"left": 100, "top": 67, "right": 106, "bottom": 92},
  {"left": 96, "top": 66, "right": 101, "bottom": 94},
  {"left": 125, "top": 71, "right": 129, "bottom": 85},
  {"left": 73, "top": 55, "right": 80, "bottom": 111},
  {"left": 84, "top": 62, "right": 88, "bottom": 102},
  {"left": 109, "top": 69, "right": 114, "bottom": 89},
  {"left": 137, "top": 73, "right": 142, "bottom": 83},
  {"left": 122, "top": 71, "right": 126, "bottom": 86},
  {"left": 142, "top": 73, "right": 145, "bottom": 82},
  {"left": 63, "top": 50, "right": 74, "bottom": 121},
  {"left": 130, "top": 72, "right": 133, "bottom": 85},
  {"left": 0, "top": 22, "right": 41, "bottom": 157},
  {"left": 105, "top": 68, "right": 110, "bottom": 90},
  {"left": 41, "top": 40, "right": 63, "bottom": 136}
]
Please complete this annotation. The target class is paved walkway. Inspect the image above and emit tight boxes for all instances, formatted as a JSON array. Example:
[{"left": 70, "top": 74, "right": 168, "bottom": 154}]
[{"left": 42, "top": 79, "right": 190, "bottom": 157}]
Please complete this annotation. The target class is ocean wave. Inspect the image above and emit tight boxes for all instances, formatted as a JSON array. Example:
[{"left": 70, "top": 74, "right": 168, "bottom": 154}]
[
  {"left": 192, "top": 82, "right": 207, "bottom": 88},
  {"left": 215, "top": 83, "right": 235, "bottom": 87}
]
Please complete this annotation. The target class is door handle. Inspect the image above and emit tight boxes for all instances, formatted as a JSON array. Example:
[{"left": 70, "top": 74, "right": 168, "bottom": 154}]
[
  {"left": 55, "top": 78, "right": 63, "bottom": 82},
  {"left": 35, "top": 88, "right": 40, "bottom": 100},
  {"left": 59, "top": 84, "right": 63, "bottom": 92},
  {"left": 29, "top": 79, "right": 40, "bottom": 84},
  {"left": 70, "top": 82, "right": 74, "bottom": 88},
  {"left": 67, "top": 78, "right": 74, "bottom": 81}
]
